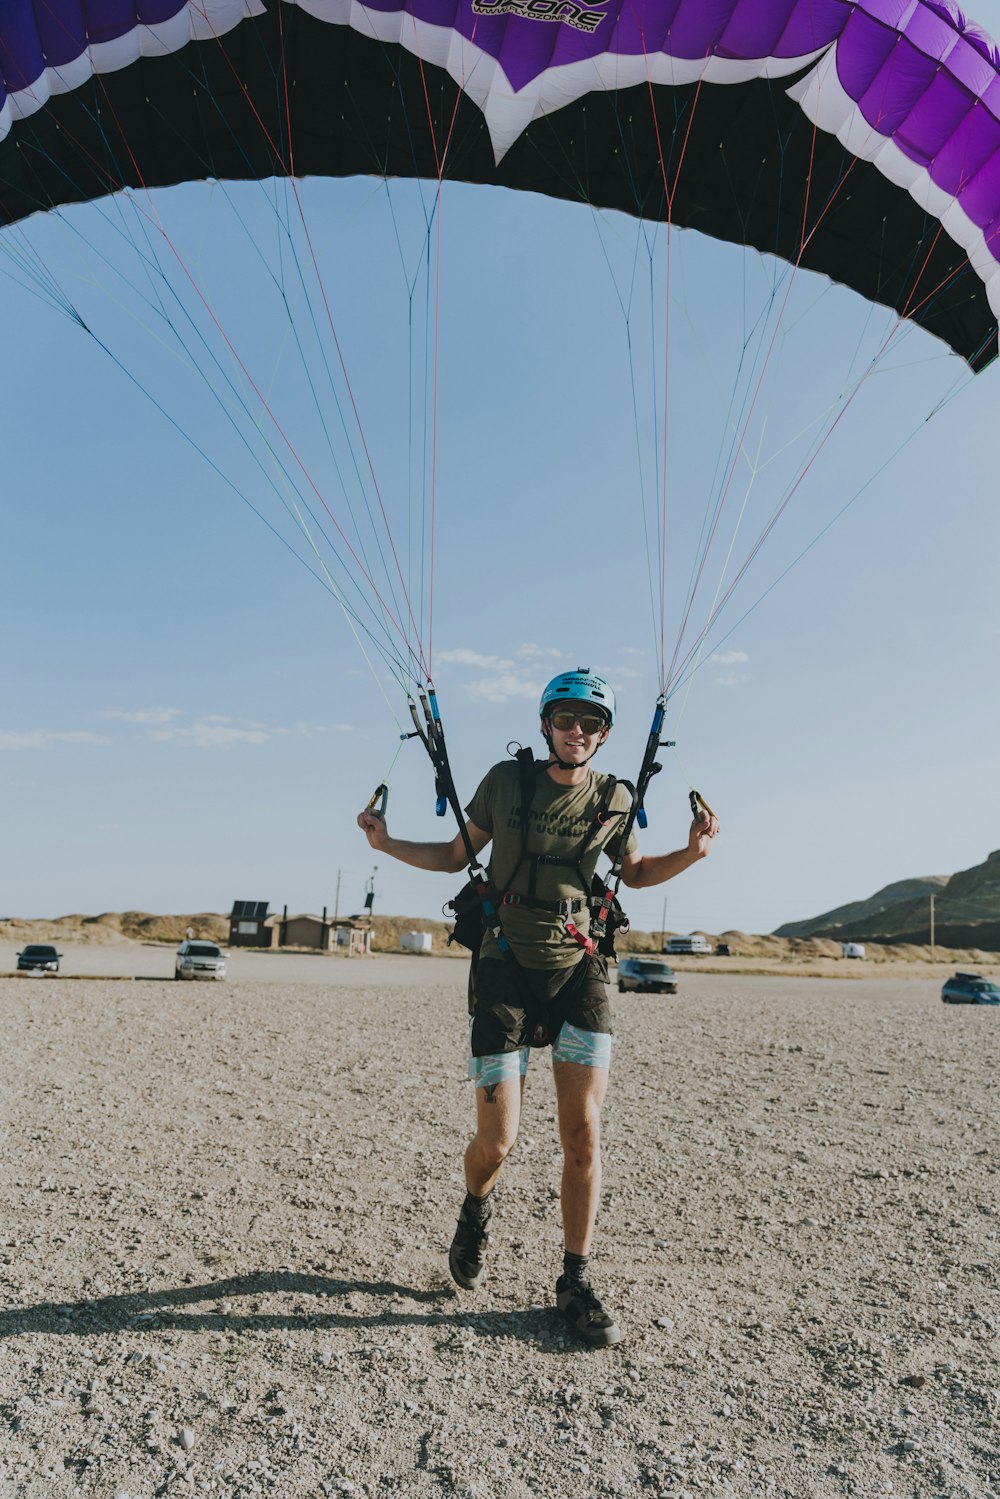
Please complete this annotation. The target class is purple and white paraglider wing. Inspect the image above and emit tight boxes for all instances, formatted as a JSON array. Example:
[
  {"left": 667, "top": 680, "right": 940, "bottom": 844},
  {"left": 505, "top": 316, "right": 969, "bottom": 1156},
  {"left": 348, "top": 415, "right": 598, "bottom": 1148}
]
[{"left": 1, "top": 0, "right": 998, "bottom": 364}]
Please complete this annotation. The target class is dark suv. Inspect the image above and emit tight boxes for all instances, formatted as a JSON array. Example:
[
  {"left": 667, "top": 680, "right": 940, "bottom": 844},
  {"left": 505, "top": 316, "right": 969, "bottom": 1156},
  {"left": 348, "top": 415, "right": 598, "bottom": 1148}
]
[
  {"left": 941, "top": 972, "right": 1000, "bottom": 1005},
  {"left": 16, "top": 944, "right": 62, "bottom": 973},
  {"left": 617, "top": 957, "right": 678, "bottom": 994}
]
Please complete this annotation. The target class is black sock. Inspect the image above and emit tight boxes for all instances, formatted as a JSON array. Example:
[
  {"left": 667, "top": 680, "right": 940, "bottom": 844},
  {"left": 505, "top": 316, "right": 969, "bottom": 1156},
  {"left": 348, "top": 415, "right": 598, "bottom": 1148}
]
[
  {"left": 562, "top": 1250, "right": 590, "bottom": 1284},
  {"left": 463, "top": 1190, "right": 493, "bottom": 1226}
]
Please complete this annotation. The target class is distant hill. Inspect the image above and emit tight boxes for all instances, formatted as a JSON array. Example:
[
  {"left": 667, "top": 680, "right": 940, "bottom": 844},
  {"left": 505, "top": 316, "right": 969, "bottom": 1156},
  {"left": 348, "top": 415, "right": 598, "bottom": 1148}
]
[
  {"left": 774, "top": 849, "right": 1000, "bottom": 949},
  {"left": 4, "top": 909, "right": 1000, "bottom": 971}
]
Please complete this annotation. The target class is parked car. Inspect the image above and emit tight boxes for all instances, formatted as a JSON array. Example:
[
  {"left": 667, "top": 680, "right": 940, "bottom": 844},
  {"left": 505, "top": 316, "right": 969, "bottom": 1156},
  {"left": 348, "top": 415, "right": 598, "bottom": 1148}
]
[
  {"left": 715, "top": 942, "right": 731, "bottom": 957},
  {"left": 174, "top": 941, "right": 227, "bottom": 981},
  {"left": 617, "top": 956, "right": 678, "bottom": 994},
  {"left": 16, "top": 944, "right": 62, "bottom": 973},
  {"left": 841, "top": 942, "right": 866, "bottom": 959},
  {"left": 663, "top": 934, "right": 712, "bottom": 955},
  {"left": 941, "top": 972, "right": 1000, "bottom": 1005}
]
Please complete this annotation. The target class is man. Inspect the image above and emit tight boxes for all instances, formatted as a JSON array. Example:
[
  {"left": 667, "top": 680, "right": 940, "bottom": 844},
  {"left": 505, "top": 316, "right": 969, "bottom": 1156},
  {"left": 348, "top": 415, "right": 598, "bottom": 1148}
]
[{"left": 357, "top": 668, "right": 718, "bottom": 1347}]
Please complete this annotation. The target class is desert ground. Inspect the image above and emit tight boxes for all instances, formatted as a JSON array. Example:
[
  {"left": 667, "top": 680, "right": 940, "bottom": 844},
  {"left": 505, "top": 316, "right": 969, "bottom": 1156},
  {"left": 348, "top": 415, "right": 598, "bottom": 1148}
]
[{"left": 0, "top": 955, "right": 996, "bottom": 1499}]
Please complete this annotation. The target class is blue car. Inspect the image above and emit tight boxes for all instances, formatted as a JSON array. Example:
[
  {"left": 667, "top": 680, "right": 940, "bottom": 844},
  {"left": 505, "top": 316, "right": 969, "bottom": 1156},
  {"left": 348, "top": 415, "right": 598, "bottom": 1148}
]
[{"left": 941, "top": 972, "right": 1000, "bottom": 1005}]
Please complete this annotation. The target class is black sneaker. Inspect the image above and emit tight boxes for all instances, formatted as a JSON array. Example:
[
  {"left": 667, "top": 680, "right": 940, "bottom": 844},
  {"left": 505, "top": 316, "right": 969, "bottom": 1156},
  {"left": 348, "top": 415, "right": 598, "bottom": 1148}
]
[
  {"left": 556, "top": 1275, "right": 622, "bottom": 1348},
  {"left": 448, "top": 1204, "right": 490, "bottom": 1290}
]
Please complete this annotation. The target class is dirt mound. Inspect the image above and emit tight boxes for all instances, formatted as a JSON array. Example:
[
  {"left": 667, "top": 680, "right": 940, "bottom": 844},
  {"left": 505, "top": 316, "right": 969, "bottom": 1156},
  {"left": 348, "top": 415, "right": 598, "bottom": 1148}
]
[
  {"left": 0, "top": 915, "right": 133, "bottom": 947},
  {"left": 370, "top": 915, "right": 457, "bottom": 953},
  {"left": 116, "top": 912, "right": 229, "bottom": 944},
  {"left": 0, "top": 912, "right": 229, "bottom": 948}
]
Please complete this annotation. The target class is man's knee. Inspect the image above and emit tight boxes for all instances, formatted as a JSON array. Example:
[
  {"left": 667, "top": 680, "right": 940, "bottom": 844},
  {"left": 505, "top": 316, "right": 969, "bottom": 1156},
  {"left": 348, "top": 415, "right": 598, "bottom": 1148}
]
[
  {"left": 471, "top": 1121, "right": 518, "bottom": 1173},
  {"left": 561, "top": 1109, "right": 601, "bottom": 1170}
]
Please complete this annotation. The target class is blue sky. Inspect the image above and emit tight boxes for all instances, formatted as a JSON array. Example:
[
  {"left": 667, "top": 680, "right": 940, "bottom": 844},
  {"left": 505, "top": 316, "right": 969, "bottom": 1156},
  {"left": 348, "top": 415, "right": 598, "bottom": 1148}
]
[{"left": 4, "top": 14, "right": 1000, "bottom": 935}]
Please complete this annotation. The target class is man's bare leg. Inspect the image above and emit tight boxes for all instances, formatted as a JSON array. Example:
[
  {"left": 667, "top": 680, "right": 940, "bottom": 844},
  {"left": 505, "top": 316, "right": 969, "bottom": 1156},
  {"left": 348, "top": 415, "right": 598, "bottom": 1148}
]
[
  {"left": 552, "top": 1059, "right": 620, "bottom": 1346},
  {"left": 450, "top": 1074, "right": 525, "bottom": 1290},
  {"left": 553, "top": 1061, "right": 608, "bottom": 1253},
  {"left": 464, "top": 1075, "right": 524, "bottom": 1196}
]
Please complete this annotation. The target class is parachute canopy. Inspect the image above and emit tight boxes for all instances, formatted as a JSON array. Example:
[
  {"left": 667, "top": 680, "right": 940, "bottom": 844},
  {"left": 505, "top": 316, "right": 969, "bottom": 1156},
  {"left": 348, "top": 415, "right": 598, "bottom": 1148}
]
[{"left": 2, "top": 1, "right": 1000, "bottom": 367}]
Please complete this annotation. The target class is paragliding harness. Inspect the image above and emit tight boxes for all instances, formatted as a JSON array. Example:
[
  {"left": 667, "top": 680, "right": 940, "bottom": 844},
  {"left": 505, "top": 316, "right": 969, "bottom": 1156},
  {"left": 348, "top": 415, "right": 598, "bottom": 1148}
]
[
  {"left": 445, "top": 744, "right": 633, "bottom": 961},
  {"left": 384, "top": 686, "right": 680, "bottom": 970}
]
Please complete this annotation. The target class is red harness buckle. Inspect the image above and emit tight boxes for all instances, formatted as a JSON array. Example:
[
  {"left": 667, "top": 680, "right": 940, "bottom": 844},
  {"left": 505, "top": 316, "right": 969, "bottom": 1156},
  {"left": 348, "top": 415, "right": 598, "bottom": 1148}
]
[{"left": 564, "top": 920, "right": 596, "bottom": 956}]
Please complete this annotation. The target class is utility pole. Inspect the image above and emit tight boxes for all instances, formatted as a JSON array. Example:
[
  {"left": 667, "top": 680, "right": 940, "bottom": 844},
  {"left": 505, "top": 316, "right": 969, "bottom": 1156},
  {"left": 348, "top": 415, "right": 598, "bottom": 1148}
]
[
  {"left": 660, "top": 895, "right": 668, "bottom": 952},
  {"left": 364, "top": 866, "right": 377, "bottom": 919},
  {"left": 929, "top": 892, "right": 935, "bottom": 957},
  {"left": 334, "top": 869, "right": 342, "bottom": 924}
]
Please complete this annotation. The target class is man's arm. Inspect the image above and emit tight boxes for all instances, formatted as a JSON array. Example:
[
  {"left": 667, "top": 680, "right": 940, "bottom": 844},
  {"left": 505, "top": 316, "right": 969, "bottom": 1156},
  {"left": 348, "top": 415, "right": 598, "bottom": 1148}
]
[
  {"left": 356, "top": 807, "right": 490, "bottom": 875},
  {"left": 617, "top": 810, "right": 719, "bottom": 890}
]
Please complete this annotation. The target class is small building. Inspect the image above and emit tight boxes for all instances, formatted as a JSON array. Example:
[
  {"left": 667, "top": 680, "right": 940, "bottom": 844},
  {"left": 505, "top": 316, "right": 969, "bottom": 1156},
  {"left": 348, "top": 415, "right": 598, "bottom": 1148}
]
[
  {"left": 282, "top": 913, "right": 335, "bottom": 950},
  {"left": 401, "top": 932, "right": 433, "bottom": 954},
  {"left": 229, "top": 901, "right": 371, "bottom": 953},
  {"left": 229, "top": 900, "right": 272, "bottom": 948},
  {"left": 334, "top": 919, "right": 373, "bottom": 955}
]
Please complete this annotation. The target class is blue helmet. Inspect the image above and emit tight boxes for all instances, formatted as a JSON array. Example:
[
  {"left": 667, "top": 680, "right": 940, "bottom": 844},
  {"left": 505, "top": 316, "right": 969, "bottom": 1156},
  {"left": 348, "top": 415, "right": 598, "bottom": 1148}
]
[{"left": 539, "top": 668, "right": 616, "bottom": 726}]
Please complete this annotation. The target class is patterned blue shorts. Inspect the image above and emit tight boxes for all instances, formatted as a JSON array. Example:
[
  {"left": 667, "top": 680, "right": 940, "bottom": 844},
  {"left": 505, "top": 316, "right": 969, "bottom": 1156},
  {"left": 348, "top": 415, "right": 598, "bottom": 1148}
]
[
  {"left": 467, "top": 954, "right": 613, "bottom": 1089},
  {"left": 468, "top": 1019, "right": 613, "bottom": 1089}
]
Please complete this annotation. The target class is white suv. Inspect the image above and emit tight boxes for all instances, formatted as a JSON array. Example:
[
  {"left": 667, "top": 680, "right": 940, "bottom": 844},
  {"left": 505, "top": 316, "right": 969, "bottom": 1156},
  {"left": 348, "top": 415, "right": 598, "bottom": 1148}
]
[{"left": 174, "top": 941, "right": 227, "bottom": 981}]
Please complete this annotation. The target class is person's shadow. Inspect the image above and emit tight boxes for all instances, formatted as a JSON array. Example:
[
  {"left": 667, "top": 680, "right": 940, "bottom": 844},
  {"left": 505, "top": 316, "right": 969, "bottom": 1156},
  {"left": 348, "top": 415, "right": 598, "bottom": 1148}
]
[{"left": 0, "top": 1270, "right": 569, "bottom": 1348}]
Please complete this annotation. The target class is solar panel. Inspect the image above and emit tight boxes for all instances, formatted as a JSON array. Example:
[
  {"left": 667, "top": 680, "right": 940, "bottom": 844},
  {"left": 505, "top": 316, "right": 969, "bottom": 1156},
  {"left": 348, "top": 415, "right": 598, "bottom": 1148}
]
[{"left": 231, "top": 900, "right": 269, "bottom": 921}]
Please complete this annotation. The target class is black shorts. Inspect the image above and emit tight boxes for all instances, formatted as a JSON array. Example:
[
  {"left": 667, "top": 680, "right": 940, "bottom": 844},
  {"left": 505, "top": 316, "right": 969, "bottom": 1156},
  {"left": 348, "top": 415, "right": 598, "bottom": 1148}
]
[{"left": 469, "top": 954, "right": 612, "bottom": 1057}]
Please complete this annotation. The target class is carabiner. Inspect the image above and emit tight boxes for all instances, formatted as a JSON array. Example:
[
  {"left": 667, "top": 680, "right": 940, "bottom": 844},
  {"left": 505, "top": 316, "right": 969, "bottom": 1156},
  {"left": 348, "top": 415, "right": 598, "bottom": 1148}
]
[{"left": 367, "top": 783, "right": 388, "bottom": 819}]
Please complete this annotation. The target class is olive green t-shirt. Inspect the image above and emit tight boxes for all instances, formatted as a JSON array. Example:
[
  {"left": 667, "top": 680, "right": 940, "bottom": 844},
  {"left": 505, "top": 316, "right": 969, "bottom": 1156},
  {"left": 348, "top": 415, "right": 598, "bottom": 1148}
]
[{"left": 465, "top": 761, "right": 638, "bottom": 969}]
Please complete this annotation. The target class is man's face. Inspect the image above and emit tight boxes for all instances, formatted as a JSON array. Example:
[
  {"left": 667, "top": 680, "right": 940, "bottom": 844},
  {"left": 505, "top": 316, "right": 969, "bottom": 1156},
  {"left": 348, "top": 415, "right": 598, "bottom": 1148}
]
[{"left": 543, "top": 699, "right": 610, "bottom": 764}]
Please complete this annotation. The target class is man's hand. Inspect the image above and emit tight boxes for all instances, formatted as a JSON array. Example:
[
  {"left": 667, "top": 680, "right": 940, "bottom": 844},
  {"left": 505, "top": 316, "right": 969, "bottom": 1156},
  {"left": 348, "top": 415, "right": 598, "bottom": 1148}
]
[
  {"left": 688, "top": 809, "right": 720, "bottom": 860},
  {"left": 357, "top": 806, "right": 391, "bottom": 853}
]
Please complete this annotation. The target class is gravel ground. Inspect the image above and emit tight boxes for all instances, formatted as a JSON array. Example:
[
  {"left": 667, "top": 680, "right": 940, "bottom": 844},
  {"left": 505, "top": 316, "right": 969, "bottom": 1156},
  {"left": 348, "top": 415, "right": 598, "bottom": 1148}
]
[{"left": 0, "top": 967, "right": 996, "bottom": 1499}]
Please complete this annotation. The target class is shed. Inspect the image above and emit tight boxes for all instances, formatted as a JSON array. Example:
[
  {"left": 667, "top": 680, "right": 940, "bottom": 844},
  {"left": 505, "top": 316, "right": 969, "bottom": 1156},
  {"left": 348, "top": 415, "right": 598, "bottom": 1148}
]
[
  {"left": 228, "top": 900, "right": 272, "bottom": 948},
  {"left": 400, "top": 932, "right": 433, "bottom": 953},
  {"left": 282, "top": 914, "right": 335, "bottom": 951}
]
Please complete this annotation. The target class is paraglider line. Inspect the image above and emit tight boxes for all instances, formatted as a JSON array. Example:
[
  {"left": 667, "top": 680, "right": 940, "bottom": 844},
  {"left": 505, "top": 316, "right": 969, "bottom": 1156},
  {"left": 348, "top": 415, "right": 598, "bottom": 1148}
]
[
  {"left": 408, "top": 14, "right": 478, "bottom": 673},
  {"left": 106, "top": 147, "right": 419, "bottom": 671},
  {"left": 180, "top": 4, "right": 429, "bottom": 673},
  {"left": 668, "top": 404, "right": 948, "bottom": 700},
  {"left": 664, "top": 121, "right": 861, "bottom": 694},
  {"left": 666, "top": 282, "right": 922, "bottom": 696},
  {"left": 639, "top": 43, "right": 710, "bottom": 686},
  {"left": 46, "top": 133, "right": 412, "bottom": 674},
  {"left": 160, "top": 79, "right": 414, "bottom": 649}
]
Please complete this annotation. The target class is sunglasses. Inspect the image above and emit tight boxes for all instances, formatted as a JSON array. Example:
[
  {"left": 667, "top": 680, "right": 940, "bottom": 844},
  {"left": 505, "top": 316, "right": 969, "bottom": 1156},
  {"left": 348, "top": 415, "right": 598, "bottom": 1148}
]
[{"left": 549, "top": 710, "right": 608, "bottom": 735}]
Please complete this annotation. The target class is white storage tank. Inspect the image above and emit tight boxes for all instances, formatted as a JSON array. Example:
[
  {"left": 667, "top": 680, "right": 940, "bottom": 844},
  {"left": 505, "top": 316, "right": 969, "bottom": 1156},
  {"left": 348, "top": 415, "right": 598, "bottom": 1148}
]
[{"left": 401, "top": 932, "right": 433, "bottom": 954}]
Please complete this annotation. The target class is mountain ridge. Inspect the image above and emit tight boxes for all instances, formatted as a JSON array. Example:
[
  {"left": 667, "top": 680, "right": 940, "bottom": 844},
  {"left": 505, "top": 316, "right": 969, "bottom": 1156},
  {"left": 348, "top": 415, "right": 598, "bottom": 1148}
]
[{"left": 775, "top": 848, "right": 1000, "bottom": 948}]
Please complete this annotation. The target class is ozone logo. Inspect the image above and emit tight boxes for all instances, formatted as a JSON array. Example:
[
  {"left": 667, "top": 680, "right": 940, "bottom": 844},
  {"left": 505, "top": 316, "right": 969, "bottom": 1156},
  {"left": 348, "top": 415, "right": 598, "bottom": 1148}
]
[{"left": 471, "top": 0, "right": 610, "bottom": 35}]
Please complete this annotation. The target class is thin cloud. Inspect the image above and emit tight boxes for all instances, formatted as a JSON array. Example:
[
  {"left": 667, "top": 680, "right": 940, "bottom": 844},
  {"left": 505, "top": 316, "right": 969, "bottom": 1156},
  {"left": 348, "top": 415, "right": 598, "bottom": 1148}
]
[
  {"left": 149, "top": 718, "right": 273, "bottom": 749},
  {"left": 516, "top": 644, "right": 562, "bottom": 661},
  {"left": 710, "top": 650, "right": 749, "bottom": 665},
  {"left": 716, "top": 674, "right": 750, "bottom": 688},
  {"left": 288, "top": 721, "right": 354, "bottom": 737},
  {"left": 436, "top": 648, "right": 513, "bottom": 670},
  {"left": 102, "top": 707, "right": 183, "bottom": 725},
  {"left": 0, "top": 729, "right": 111, "bottom": 751},
  {"left": 465, "top": 672, "right": 542, "bottom": 703},
  {"left": 143, "top": 715, "right": 341, "bottom": 749}
]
